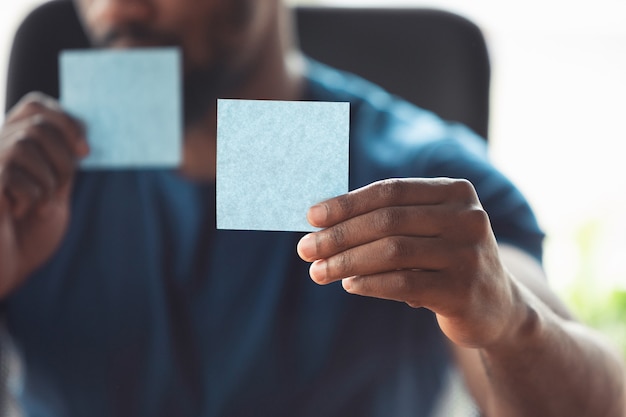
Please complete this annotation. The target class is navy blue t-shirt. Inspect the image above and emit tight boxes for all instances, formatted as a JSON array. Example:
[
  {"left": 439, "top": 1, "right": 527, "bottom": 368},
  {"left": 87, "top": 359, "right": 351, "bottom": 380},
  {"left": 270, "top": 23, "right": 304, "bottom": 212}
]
[{"left": 5, "top": 61, "right": 544, "bottom": 417}]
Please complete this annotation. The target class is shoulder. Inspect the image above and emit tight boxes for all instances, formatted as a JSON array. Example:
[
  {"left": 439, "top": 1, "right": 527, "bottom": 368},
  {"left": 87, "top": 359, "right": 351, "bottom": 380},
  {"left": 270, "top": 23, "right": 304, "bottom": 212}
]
[
  {"left": 304, "top": 58, "right": 489, "bottom": 173},
  {"left": 304, "top": 59, "right": 545, "bottom": 262}
]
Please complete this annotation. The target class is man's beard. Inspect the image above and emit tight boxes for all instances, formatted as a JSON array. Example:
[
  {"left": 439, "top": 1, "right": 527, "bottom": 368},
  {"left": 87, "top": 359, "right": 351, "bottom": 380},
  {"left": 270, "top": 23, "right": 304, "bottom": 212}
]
[
  {"left": 182, "top": 65, "right": 225, "bottom": 128},
  {"left": 182, "top": 0, "right": 256, "bottom": 127},
  {"left": 182, "top": 51, "right": 256, "bottom": 128},
  {"left": 97, "top": 23, "right": 231, "bottom": 128}
]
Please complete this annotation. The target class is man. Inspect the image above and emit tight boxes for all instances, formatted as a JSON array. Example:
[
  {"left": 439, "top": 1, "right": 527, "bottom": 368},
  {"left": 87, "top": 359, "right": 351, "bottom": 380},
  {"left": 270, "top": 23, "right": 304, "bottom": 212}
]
[{"left": 0, "top": 0, "right": 623, "bottom": 416}]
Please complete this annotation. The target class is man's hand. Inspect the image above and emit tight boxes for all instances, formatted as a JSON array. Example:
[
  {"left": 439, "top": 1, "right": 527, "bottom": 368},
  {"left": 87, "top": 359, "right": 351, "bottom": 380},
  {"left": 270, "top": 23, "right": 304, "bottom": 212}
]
[
  {"left": 297, "top": 178, "right": 526, "bottom": 349},
  {"left": 0, "top": 92, "right": 88, "bottom": 297}
]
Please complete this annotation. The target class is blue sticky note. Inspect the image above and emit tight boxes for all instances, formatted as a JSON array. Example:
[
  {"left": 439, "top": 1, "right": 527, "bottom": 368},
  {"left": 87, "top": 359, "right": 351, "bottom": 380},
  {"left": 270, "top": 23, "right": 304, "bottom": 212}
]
[
  {"left": 217, "top": 99, "right": 349, "bottom": 232},
  {"left": 60, "top": 48, "right": 182, "bottom": 169}
]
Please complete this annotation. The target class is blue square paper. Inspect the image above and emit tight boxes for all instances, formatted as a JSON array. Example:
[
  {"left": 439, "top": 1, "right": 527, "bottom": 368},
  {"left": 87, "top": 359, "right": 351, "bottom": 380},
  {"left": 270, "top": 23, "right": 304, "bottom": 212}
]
[
  {"left": 217, "top": 99, "right": 349, "bottom": 232},
  {"left": 60, "top": 48, "right": 182, "bottom": 169}
]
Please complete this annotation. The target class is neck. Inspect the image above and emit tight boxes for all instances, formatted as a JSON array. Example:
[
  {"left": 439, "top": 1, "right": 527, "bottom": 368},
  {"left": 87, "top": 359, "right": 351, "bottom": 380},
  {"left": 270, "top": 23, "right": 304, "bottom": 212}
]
[{"left": 179, "top": 6, "right": 305, "bottom": 182}]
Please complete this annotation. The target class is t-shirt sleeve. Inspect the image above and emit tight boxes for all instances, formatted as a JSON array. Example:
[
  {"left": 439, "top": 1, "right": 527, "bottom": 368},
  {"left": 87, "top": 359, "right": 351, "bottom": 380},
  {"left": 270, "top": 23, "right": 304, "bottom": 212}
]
[{"left": 305, "top": 60, "right": 545, "bottom": 264}]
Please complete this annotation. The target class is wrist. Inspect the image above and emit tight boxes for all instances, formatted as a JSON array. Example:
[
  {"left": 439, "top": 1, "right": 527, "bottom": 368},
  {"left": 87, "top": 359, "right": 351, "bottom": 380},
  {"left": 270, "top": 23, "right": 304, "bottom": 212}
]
[{"left": 484, "top": 278, "right": 547, "bottom": 355}]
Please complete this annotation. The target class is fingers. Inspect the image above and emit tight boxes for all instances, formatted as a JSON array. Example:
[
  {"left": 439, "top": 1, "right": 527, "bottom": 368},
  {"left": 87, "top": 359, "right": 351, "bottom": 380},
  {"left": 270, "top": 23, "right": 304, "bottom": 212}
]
[
  {"left": 341, "top": 269, "right": 442, "bottom": 308},
  {"left": 3, "top": 141, "right": 56, "bottom": 218},
  {"left": 307, "top": 177, "right": 479, "bottom": 228},
  {"left": 298, "top": 205, "right": 451, "bottom": 262},
  {"left": 298, "top": 178, "right": 496, "bottom": 301},
  {"left": 4, "top": 117, "right": 77, "bottom": 183},
  {"left": 308, "top": 235, "right": 447, "bottom": 284},
  {"left": 5, "top": 92, "right": 88, "bottom": 157},
  {"left": 1, "top": 93, "right": 89, "bottom": 218},
  {"left": 3, "top": 168, "right": 46, "bottom": 218}
]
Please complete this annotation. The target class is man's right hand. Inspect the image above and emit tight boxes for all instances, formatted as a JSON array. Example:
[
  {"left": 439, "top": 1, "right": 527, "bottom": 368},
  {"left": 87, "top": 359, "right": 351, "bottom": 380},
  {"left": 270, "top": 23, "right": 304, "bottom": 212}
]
[{"left": 0, "top": 92, "right": 88, "bottom": 298}]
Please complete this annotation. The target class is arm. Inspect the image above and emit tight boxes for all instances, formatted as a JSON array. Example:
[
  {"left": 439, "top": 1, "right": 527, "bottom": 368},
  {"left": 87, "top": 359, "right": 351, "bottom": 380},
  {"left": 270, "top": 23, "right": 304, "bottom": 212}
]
[
  {"left": 296, "top": 178, "right": 625, "bottom": 417},
  {"left": 455, "top": 244, "right": 625, "bottom": 416},
  {"left": 0, "top": 92, "right": 87, "bottom": 297}
]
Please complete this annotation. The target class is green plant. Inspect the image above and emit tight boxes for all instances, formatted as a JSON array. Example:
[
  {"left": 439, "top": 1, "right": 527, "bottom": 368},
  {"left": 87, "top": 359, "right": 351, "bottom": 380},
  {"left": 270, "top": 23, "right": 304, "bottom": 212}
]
[{"left": 562, "top": 218, "right": 626, "bottom": 359}]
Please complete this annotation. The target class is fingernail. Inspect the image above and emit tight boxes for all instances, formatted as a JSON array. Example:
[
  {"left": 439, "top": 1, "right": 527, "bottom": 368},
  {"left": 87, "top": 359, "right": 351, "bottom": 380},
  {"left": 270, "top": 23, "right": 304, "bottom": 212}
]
[
  {"left": 308, "top": 203, "right": 327, "bottom": 226},
  {"left": 297, "top": 233, "right": 317, "bottom": 260},
  {"left": 309, "top": 259, "right": 326, "bottom": 283},
  {"left": 342, "top": 277, "right": 353, "bottom": 291}
]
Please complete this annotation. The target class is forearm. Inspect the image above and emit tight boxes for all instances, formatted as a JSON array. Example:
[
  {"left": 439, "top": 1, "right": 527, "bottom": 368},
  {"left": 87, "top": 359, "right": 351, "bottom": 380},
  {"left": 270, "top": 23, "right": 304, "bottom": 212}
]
[
  {"left": 479, "top": 281, "right": 625, "bottom": 417},
  {"left": 296, "top": 181, "right": 625, "bottom": 415}
]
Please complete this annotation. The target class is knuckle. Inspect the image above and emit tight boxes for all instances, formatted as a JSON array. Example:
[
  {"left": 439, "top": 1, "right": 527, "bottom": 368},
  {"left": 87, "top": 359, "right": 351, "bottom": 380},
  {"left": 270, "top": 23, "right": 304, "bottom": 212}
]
[
  {"left": 463, "top": 207, "right": 491, "bottom": 236},
  {"left": 382, "top": 236, "right": 411, "bottom": 262},
  {"left": 449, "top": 178, "right": 477, "bottom": 200},
  {"left": 335, "top": 194, "right": 354, "bottom": 217},
  {"left": 22, "top": 97, "right": 47, "bottom": 114},
  {"left": 16, "top": 121, "right": 63, "bottom": 155},
  {"left": 376, "top": 178, "right": 405, "bottom": 202},
  {"left": 374, "top": 207, "right": 401, "bottom": 233},
  {"left": 23, "top": 122, "right": 47, "bottom": 141},
  {"left": 327, "top": 223, "right": 347, "bottom": 248},
  {"left": 30, "top": 113, "right": 49, "bottom": 128},
  {"left": 395, "top": 271, "right": 422, "bottom": 307},
  {"left": 12, "top": 133, "right": 37, "bottom": 155},
  {"left": 22, "top": 91, "right": 47, "bottom": 102},
  {"left": 29, "top": 113, "right": 59, "bottom": 138},
  {"left": 7, "top": 93, "right": 50, "bottom": 122},
  {"left": 332, "top": 252, "right": 353, "bottom": 276},
  {"left": 22, "top": 92, "right": 58, "bottom": 111},
  {"left": 7, "top": 170, "right": 40, "bottom": 197},
  {"left": 394, "top": 271, "right": 415, "bottom": 293},
  {"left": 351, "top": 276, "right": 368, "bottom": 293}
]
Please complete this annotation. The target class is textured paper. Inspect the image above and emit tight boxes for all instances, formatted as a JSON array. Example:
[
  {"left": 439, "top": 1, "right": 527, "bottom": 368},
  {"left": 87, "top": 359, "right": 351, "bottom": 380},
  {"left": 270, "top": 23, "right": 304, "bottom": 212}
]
[
  {"left": 217, "top": 99, "right": 349, "bottom": 232},
  {"left": 60, "top": 48, "right": 182, "bottom": 169}
]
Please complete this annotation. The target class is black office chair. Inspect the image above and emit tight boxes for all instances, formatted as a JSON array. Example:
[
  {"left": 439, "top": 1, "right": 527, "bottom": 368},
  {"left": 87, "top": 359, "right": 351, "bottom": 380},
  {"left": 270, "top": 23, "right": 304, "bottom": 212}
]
[
  {"left": 296, "top": 7, "right": 491, "bottom": 140},
  {"left": 4, "top": 1, "right": 491, "bottom": 140}
]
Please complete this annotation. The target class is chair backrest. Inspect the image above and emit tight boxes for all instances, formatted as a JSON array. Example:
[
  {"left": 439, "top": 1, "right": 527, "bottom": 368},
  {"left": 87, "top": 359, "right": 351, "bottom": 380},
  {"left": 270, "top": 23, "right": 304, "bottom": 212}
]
[
  {"left": 295, "top": 7, "right": 491, "bottom": 140},
  {"left": 5, "top": 1, "right": 491, "bottom": 140},
  {"left": 5, "top": 1, "right": 88, "bottom": 112}
]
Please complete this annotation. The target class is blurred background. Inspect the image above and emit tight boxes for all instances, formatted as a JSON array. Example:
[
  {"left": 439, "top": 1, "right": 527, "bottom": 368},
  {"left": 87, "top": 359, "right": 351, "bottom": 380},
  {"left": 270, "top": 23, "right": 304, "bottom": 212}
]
[{"left": 1, "top": 0, "right": 625, "bottom": 356}]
